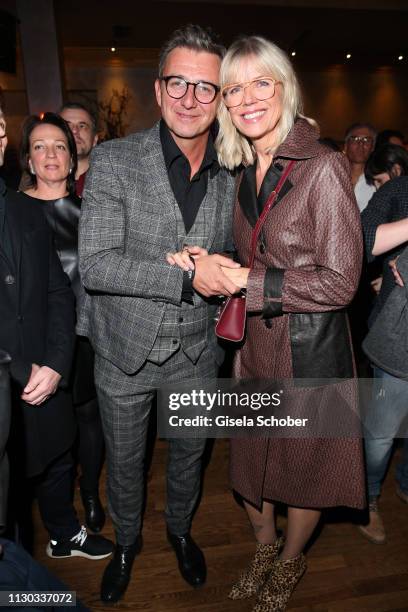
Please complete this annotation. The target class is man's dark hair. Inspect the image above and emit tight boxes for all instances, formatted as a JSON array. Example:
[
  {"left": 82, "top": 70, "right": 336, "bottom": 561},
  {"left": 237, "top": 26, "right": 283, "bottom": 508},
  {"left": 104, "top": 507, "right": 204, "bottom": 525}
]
[
  {"left": 365, "top": 143, "right": 408, "bottom": 185},
  {"left": 158, "top": 24, "right": 225, "bottom": 77},
  {"left": 20, "top": 112, "right": 78, "bottom": 196},
  {"left": 375, "top": 129, "right": 405, "bottom": 150},
  {"left": 59, "top": 101, "right": 97, "bottom": 134}
]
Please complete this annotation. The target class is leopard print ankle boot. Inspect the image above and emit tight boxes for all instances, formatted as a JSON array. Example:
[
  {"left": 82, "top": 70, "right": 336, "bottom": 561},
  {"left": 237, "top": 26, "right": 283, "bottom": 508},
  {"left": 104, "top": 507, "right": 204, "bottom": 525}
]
[
  {"left": 252, "top": 553, "right": 306, "bottom": 611},
  {"left": 228, "top": 536, "right": 284, "bottom": 600}
]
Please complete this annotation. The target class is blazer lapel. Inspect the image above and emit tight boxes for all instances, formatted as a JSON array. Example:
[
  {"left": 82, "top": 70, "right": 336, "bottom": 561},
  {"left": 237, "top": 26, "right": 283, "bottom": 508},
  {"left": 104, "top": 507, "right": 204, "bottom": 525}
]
[
  {"left": 0, "top": 181, "right": 12, "bottom": 269},
  {"left": 205, "top": 169, "right": 230, "bottom": 251},
  {"left": 140, "top": 124, "right": 179, "bottom": 238},
  {"left": 3, "top": 193, "right": 22, "bottom": 275}
]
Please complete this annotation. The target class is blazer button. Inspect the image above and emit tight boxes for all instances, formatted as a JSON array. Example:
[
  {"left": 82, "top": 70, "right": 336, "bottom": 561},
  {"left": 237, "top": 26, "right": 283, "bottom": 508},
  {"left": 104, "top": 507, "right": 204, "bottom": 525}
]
[
  {"left": 172, "top": 339, "right": 179, "bottom": 345},
  {"left": 17, "top": 315, "right": 24, "bottom": 322},
  {"left": 179, "top": 317, "right": 184, "bottom": 323},
  {"left": 259, "top": 243, "right": 266, "bottom": 254},
  {"left": 5, "top": 274, "right": 15, "bottom": 285}
]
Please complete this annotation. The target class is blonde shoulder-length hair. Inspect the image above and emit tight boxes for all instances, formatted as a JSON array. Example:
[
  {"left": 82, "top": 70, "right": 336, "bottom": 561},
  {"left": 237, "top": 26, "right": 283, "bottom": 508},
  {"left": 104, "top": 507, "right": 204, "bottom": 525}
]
[{"left": 216, "top": 36, "right": 303, "bottom": 170}]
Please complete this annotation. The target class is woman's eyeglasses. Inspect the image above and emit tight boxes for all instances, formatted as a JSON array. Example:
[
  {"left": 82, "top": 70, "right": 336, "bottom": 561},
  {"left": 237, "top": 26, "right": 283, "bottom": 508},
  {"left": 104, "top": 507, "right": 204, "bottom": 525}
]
[{"left": 222, "top": 77, "right": 280, "bottom": 108}]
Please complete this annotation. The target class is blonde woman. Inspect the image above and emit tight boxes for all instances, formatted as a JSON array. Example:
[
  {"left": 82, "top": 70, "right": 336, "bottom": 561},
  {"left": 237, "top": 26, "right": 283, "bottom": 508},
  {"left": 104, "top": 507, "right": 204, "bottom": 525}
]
[{"left": 168, "top": 36, "right": 365, "bottom": 611}]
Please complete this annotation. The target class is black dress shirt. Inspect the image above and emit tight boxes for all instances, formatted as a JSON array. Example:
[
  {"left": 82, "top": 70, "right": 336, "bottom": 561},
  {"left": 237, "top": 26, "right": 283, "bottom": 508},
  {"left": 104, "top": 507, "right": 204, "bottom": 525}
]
[
  {"left": 160, "top": 121, "right": 219, "bottom": 301},
  {"left": 160, "top": 120, "right": 219, "bottom": 233}
]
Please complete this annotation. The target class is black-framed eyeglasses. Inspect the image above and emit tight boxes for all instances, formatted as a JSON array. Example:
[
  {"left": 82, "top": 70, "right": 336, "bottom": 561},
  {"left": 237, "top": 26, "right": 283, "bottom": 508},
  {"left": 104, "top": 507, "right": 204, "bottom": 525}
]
[{"left": 160, "top": 76, "right": 220, "bottom": 104}]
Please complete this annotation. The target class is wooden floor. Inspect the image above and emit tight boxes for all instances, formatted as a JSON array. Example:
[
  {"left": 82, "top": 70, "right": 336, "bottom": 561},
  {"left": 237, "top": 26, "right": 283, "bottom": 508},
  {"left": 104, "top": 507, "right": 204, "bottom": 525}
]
[{"left": 32, "top": 440, "right": 408, "bottom": 612}]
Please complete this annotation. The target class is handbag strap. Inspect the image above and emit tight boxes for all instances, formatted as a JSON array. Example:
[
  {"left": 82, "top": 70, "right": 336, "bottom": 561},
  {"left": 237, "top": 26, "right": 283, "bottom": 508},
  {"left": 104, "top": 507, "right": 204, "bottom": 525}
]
[{"left": 248, "top": 159, "right": 296, "bottom": 269}]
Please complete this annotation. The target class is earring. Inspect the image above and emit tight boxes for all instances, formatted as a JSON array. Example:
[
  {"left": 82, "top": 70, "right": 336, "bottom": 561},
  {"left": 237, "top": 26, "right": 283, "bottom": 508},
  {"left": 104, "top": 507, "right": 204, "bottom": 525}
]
[{"left": 29, "top": 161, "right": 36, "bottom": 175}]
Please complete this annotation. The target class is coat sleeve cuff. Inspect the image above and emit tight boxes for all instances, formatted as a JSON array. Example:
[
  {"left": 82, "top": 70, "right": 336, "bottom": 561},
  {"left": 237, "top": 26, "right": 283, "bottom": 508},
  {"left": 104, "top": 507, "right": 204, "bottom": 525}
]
[
  {"left": 246, "top": 268, "right": 266, "bottom": 311},
  {"left": 263, "top": 268, "right": 284, "bottom": 318},
  {"left": 246, "top": 267, "right": 285, "bottom": 314}
]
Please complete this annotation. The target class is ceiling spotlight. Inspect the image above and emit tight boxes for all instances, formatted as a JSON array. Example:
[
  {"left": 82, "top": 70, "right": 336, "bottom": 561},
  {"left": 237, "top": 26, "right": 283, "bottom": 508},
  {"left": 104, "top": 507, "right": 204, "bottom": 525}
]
[
  {"left": 291, "top": 51, "right": 296, "bottom": 57},
  {"left": 398, "top": 55, "right": 404, "bottom": 61},
  {"left": 110, "top": 47, "right": 116, "bottom": 53},
  {"left": 346, "top": 53, "right": 351, "bottom": 59}
]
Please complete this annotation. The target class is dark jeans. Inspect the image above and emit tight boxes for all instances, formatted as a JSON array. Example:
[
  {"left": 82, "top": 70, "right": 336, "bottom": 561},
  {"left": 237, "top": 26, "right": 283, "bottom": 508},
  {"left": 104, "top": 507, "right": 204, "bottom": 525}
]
[
  {"left": 75, "top": 397, "right": 104, "bottom": 493},
  {"left": 364, "top": 366, "right": 408, "bottom": 499},
  {"left": 0, "top": 538, "right": 89, "bottom": 611}
]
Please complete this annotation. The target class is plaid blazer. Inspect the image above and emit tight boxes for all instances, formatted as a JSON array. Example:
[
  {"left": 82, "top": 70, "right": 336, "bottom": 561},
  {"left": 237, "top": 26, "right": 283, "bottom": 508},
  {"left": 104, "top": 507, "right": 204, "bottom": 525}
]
[{"left": 78, "top": 122, "right": 235, "bottom": 374}]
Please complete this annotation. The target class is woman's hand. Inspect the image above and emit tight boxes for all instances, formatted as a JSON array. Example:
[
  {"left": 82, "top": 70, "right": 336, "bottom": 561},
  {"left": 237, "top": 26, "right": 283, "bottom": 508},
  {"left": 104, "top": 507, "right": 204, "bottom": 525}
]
[
  {"left": 221, "top": 266, "right": 250, "bottom": 289},
  {"left": 166, "top": 246, "right": 208, "bottom": 271}
]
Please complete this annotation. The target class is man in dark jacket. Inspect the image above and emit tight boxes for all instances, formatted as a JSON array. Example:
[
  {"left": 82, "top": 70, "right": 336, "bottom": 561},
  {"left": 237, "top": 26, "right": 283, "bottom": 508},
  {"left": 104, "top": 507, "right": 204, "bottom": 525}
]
[{"left": 0, "top": 105, "right": 112, "bottom": 560}]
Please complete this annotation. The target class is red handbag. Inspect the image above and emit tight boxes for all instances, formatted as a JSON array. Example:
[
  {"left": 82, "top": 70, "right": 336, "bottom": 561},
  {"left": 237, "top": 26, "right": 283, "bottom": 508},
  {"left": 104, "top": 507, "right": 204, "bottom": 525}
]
[
  {"left": 215, "top": 160, "right": 296, "bottom": 342},
  {"left": 215, "top": 292, "right": 247, "bottom": 342}
]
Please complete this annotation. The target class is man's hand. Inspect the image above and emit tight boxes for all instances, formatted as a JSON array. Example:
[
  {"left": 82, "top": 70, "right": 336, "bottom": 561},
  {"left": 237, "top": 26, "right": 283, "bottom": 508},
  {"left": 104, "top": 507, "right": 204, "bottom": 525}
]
[
  {"left": 166, "top": 246, "right": 208, "bottom": 271},
  {"left": 389, "top": 257, "right": 404, "bottom": 287},
  {"left": 193, "top": 254, "right": 241, "bottom": 297},
  {"left": 21, "top": 365, "right": 62, "bottom": 405}
]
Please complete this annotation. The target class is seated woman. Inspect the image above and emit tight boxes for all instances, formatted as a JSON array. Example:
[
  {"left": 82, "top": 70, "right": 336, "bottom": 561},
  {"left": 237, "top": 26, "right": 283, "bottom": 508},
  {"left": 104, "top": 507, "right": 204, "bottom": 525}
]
[
  {"left": 19, "top": 112, "right": 106, "bottom": 534},
  {"left": 168, "top": 36, "right": 365, "bottom": 611}
]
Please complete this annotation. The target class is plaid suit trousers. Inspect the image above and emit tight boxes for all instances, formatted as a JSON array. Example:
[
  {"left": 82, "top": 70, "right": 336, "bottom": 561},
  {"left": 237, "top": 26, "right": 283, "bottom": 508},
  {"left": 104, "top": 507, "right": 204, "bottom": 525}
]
[{"left": 94, "top": 345, "right": 217, "bottom": 545}]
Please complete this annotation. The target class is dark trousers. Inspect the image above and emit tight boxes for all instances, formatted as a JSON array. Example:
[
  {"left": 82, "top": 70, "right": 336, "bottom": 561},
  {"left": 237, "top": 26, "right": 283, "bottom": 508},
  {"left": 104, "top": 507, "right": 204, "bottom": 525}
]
[
  {"left": 75, "top": 397, "right": 104, "bottom": 493},
  {"left": 34, "top": 451, "right": 80, "bottom": 541},
  {"left": 8, "top": 451, "right": 80, "bottom": 547}
]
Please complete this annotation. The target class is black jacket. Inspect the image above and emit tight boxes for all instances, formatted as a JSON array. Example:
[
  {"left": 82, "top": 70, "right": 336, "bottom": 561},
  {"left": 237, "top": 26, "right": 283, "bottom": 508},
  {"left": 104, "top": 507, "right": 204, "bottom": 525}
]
[
  {"left": 18, "top": 192, "right": 96, "bottom": 405},
  {"left": 0, "top": 185, "right": 76, "bottom": 476},
  {"left": 361, "top": 176, "right": 408, "bottom": 325}
]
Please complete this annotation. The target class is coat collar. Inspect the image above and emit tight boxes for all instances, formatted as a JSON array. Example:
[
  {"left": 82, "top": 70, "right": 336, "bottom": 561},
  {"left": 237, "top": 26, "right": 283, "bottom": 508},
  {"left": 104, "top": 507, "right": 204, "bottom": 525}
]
[
  {"left": 237, "top": 117, "right": 318, "bottom": 228},
  {"left": 274, "top": 117, "right": 321, "bottom": 161}
]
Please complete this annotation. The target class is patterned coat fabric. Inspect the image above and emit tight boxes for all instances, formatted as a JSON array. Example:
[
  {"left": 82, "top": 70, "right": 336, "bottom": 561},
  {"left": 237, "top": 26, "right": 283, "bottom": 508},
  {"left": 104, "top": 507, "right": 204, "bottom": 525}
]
[
  {"left": 230, "top": 118, "right": 366, "bottom": 510},
  {"left": 78, "top": 122, "right": 235, "bottom": 374}
]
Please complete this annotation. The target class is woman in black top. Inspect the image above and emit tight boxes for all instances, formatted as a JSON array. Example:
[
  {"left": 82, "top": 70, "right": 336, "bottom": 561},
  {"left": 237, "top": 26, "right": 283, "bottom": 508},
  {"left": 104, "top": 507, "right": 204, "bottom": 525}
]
[{"left": 20, "top": 112, "right": 105, "bottom": 534}]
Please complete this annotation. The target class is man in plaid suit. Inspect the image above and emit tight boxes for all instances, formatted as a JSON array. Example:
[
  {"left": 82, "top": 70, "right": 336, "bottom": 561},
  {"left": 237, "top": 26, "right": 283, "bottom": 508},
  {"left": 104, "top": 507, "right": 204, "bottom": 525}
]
[{"left": 78, "top": 25, "right": 238, "bottom": 603}]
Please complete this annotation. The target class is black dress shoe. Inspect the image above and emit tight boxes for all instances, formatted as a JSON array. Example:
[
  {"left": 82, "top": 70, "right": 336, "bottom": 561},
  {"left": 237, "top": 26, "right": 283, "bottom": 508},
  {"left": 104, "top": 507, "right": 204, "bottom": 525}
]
[
  {"left": 80, "top": 489, "right": 105, "bottom": 533},
  {"left": 100, "top": 536, "right": 143, "bottom": 603},
  {"left": 167, "top": 529, "right": 206, "bottom": 588}
]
